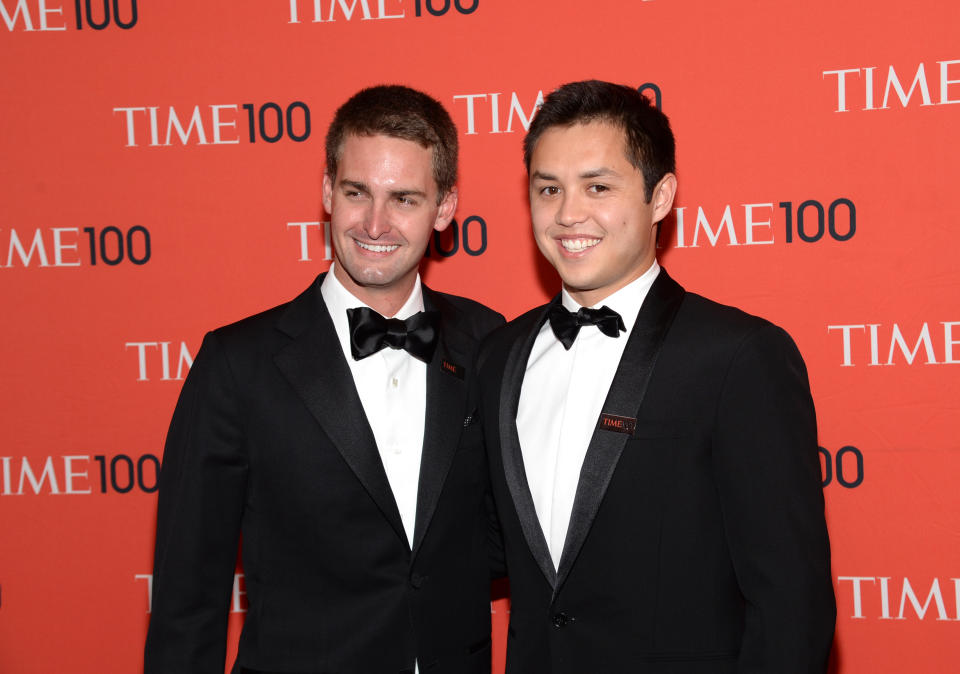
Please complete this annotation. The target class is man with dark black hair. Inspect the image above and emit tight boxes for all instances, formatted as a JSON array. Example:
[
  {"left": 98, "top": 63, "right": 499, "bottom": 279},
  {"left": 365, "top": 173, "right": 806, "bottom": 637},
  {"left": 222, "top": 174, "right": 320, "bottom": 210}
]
[
  {"left": 145, "top": 85, "right": 503, "bottom": 674},
  {"left": 479, "top": 80, "right": 835, "bottom": 673}
]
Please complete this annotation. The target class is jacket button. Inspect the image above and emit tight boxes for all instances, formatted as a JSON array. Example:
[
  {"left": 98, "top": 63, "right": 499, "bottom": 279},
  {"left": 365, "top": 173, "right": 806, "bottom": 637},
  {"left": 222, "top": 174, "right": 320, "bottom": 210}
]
[
  {"left": 410, "top": 573, "right": 425, "bottom": 589},
  {"left": 552, "top": 612, "right": 570, "bottom": 628}
]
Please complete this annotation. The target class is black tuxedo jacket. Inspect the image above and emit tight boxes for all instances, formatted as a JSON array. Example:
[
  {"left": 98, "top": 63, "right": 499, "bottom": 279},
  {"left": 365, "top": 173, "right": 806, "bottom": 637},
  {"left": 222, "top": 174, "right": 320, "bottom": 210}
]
[
  {"left": 144, "top": 274, "right": 504, "bottom": 674},
  {"left": 479, "top": 270, "right": 835, "bottom": 674}
]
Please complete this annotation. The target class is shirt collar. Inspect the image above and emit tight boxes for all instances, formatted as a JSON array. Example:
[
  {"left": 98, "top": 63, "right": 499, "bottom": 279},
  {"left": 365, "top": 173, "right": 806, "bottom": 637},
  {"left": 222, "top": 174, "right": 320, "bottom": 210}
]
[
  {"left": 321, "top": 263, "right": 426, "bottom": 360},
  {"left": 560, "top": 260, "right": 660, "bottom": 335}
]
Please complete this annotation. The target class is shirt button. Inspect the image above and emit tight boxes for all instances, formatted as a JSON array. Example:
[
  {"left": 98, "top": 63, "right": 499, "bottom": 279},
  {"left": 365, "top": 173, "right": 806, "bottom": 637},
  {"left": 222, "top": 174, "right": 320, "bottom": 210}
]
[
  {"left": 552, "top": 612, "right": 571, "bottom": 628},
  {"left": 392, "top": 377, "right": 399, "bottom": 388}
]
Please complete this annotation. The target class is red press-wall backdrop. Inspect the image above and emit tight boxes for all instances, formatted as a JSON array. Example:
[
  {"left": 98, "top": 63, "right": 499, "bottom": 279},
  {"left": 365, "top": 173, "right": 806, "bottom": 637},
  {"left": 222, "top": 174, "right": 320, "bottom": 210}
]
[{"left": 2, "top": 1, "right": 958, "bottom": 672}]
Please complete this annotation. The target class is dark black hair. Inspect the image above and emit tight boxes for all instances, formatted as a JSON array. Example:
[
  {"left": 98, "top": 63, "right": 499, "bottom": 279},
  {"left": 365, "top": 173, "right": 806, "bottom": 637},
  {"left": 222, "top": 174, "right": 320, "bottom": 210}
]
[{"left": 524, "top": 80, "right": 676, "bottom": 201}]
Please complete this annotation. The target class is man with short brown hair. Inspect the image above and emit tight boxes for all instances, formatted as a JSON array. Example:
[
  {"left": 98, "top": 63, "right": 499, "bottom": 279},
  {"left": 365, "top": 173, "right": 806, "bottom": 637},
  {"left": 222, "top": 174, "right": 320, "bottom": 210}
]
[{"left": 145, "top": 85, "right": 503, "bottom": 674}]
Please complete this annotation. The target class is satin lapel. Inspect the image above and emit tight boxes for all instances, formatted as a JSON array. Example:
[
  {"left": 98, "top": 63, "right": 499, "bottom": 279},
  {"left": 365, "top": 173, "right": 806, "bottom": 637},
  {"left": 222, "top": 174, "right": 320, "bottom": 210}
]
[
  {"left": 273, "top": 279, "right": 407, "bottom": 547},
  {"left": 411, "top": 289, "right": 470, "bottom": 558},
  {"left": 500, "top": 299, "right": 559, "bottom": 589},
  {"left": 554, "top": 271, "right": 686, "bottom": 592}
]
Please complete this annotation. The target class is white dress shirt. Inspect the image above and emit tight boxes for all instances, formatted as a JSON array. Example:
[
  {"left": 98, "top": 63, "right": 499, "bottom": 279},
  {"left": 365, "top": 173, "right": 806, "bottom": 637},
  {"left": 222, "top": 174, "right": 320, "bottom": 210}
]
[
  {"left": 321, "top": 265, "right": 427, "bottom": 549},
  {"left": 517, "top": 262, "right": 660, "bottom": 569}
]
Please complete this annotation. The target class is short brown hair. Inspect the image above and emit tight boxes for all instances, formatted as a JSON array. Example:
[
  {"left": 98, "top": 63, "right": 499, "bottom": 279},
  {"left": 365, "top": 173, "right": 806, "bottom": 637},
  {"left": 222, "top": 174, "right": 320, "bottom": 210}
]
[
  {"left": 523, "top": 80, "right": 676, "bottom": 202},
  {"left": 325, "top": 85, "right": 459, "bottom": 202}
]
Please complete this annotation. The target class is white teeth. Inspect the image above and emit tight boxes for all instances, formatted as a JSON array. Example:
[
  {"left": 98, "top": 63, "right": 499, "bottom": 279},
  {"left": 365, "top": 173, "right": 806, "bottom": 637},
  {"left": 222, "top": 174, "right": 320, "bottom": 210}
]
[
  {"left": 560, "top": 238, "right": 600, "bottom": 252},
  {"left": 355, "top": 240, "right": 399, "bottom": 253}
]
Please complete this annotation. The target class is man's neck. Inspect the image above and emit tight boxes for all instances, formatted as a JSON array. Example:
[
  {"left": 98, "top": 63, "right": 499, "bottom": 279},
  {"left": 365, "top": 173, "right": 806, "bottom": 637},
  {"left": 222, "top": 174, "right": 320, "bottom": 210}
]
[
  {"left": 564, "top": 259, "right": 658, "bottom": 309},
  {"left": 331, "top": 264, "right": 418, "bottom": 317}
]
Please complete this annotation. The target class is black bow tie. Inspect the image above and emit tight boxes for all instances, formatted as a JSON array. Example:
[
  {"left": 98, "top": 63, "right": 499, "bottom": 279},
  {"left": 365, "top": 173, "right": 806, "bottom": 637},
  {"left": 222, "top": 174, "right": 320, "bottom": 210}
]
[
  {"left": 548, "top": 304, "right": 626, "bottom": 350},
  {"left": 346, "top": 307, "right": 440, "bottom": 363}
]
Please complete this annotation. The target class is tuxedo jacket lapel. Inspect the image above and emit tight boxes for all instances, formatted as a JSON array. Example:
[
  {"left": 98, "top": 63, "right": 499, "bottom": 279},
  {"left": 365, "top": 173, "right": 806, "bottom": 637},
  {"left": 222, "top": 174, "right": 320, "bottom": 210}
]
[
  {"left": 272, "top": 278, "right": 408, "bottom": 547},
  {"left": 411, "top": 288, "right": 471, "bottom": 558},
  {"left": 500, "top": 300, "right": 560, "bottom": 589},
  {"left": 554, "top": 270, "right": 686, "bottom": 591}
]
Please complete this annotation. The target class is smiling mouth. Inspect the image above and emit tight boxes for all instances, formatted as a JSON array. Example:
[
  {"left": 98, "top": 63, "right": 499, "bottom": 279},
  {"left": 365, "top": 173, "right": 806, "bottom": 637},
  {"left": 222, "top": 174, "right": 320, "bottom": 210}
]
[
  {"left": 560, "top": 237, "right": 600, "bottom": 252},
  {"left": 355, "top": 240, "right": 400, "bottom": 253}
]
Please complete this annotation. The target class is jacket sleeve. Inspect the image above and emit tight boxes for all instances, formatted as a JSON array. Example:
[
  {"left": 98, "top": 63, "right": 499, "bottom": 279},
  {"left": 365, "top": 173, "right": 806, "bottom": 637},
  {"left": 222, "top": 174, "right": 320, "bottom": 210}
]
[
  {"left": 711, "top": 323, "right": 836, "bottom": 673},
  {"left": 144, "top": 331, "right": 248, "bottom": 674},
  {"left": 474, "top": 330, "right": 507, "bottom": 580}
]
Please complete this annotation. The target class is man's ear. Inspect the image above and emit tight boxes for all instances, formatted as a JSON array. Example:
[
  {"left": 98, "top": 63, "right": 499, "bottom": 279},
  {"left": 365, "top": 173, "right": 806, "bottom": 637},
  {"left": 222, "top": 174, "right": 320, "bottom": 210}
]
[
  {"left": 322, "top": 172, "right": 334, "bottom": 214},
  {"left": 434, "top": 186, "right": 458, "bottom": 232},
  {"left": 651, "top": 173, "right": 677, "bottom": 224}
]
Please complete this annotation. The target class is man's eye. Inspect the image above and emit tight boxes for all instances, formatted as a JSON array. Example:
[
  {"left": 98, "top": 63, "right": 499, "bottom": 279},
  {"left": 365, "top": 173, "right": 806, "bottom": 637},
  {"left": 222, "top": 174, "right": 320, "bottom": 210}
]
[
  {"left": 540, "top": 185, "right": 560, "bottom": 196},
  {"left": 588, "top": 184, "right": 609, "bottom": 193},
  {"left": 397, "top": 196, "right": 417, "bottom": 206}
]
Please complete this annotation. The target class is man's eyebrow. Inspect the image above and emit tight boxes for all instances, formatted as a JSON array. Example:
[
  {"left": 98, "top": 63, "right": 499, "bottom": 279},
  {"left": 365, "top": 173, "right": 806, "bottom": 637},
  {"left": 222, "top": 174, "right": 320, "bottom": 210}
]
[
  {"left": 339, "top": 179, "right": 369, "bottom": 192},
  {"left": 580, "top": 167, "right": 619, "bottom": 179},
  {"left": 531, "top": 168, "right": 621, "bottom": 181},
  {"left": 389, "top": 189, "right": 428, "bottom": 199}
]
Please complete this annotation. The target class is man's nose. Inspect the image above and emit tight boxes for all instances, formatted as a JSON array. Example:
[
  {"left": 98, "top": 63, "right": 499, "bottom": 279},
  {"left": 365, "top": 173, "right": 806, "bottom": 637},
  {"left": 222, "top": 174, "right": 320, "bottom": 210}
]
[
  {"left": 555, "top": 192, "right": 586, "bottom": 227},
  {"left": 364, "top": 201, "right": 392, "bottom": 239}
]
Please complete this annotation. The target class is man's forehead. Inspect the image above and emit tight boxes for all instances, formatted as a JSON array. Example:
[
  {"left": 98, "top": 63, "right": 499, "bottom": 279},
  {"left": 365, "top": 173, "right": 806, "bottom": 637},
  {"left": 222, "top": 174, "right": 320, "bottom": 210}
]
[
  {"left": 335, "top": 133, "right": 433, "bottom": 172},
  {"left": 330, "top": 134, "right": 438, "bottom": 193},
  {"left": 530, "top": 122, "right": 634, "bottom": 173},
  {"left": 535, "top": 120, "right": 625, "bottom": 149}
]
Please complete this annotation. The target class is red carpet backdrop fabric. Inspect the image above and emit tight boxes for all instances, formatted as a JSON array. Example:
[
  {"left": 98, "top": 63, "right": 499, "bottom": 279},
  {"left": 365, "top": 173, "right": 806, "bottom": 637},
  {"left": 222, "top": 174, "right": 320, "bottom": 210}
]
[{"left": 2, "top": 1, "right": 958, "bottom": 672}]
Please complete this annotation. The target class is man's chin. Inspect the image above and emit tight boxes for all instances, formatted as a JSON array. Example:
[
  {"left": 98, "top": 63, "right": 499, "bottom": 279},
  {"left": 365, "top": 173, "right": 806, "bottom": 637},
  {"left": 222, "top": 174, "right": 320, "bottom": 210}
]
[
  {"left": 341, "top": 262, "right": 413, "bottom": 291},
  {"left": 349, "top": 270, "right": 395, "bottom": 288},
  {"left": 557, "top": 273, "right": 598, "bottom": 294}
]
